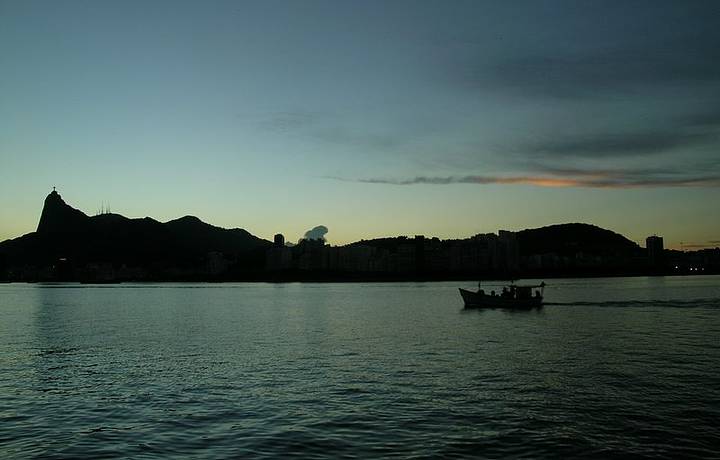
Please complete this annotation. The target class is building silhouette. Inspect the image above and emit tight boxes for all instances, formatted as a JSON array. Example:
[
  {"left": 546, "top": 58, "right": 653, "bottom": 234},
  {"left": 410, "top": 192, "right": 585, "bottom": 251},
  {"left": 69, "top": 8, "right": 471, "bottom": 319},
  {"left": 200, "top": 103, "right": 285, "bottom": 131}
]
[
  {"left": 646, "top": 235, "right": 664, "bottom": 267},
  {"left": 266, "top": 233, "right": 292, "bottom": 270},
  {"left": 274, "top": 234, "right": 285, "bottom": 247}
]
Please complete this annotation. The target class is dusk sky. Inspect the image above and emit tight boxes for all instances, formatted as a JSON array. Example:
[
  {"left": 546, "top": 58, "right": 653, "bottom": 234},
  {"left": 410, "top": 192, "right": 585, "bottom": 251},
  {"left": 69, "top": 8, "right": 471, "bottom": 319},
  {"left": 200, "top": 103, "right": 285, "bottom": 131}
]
[{"left": 1, "top": 1, "right": 718, "bottom": 249}]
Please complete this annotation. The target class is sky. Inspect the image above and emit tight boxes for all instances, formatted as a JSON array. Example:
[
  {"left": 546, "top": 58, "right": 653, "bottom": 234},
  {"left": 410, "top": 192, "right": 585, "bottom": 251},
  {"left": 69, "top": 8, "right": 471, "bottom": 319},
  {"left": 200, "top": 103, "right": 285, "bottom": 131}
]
[{"left": 1, "top": 0, "right": 718, "bottom": 249}]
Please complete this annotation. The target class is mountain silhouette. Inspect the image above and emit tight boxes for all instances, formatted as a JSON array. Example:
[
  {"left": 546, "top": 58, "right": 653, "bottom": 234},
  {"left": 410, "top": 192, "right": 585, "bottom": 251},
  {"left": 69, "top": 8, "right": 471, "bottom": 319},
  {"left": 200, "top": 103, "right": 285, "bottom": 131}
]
[
  {"left": 37, "top": 190, "right": 90, "bottom": 234},
  {"left": 0, "top": 190, "right": 271, "bottom": 272}
]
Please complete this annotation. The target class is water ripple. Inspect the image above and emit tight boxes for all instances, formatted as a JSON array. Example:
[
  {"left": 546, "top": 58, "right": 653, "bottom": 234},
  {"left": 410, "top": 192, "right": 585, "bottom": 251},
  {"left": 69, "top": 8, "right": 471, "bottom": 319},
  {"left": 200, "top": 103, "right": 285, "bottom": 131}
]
[{"left": 1, "top": 278, "right": 720, "bottom": 458}]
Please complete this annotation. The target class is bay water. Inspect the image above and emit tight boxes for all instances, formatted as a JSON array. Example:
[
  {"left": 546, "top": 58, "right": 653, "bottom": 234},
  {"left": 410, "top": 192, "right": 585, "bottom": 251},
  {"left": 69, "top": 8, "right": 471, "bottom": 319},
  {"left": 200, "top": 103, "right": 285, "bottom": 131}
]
[{"left": 1, "top": 276, "right": 719, "bottom": 458}]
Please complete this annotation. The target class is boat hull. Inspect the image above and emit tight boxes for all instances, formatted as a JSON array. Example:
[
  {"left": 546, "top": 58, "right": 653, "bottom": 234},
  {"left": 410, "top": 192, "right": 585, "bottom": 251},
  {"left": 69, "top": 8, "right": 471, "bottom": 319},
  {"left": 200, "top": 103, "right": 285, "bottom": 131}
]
[{"left": 459, "top": 288, "right": 542, "bottom": 309}]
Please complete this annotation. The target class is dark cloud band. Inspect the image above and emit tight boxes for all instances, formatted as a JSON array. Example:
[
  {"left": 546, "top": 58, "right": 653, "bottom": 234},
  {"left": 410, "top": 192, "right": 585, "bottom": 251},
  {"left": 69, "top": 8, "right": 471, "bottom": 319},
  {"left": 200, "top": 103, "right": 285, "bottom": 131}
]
[{"left": 342, "top": 171, "right": 720, "bottom": 189}]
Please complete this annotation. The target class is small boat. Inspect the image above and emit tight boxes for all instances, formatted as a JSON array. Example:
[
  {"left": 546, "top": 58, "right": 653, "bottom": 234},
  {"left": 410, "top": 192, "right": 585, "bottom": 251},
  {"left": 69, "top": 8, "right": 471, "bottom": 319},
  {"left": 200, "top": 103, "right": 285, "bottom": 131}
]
[{"left": 460, "top": 282, "right": 545, "bottom": 309}]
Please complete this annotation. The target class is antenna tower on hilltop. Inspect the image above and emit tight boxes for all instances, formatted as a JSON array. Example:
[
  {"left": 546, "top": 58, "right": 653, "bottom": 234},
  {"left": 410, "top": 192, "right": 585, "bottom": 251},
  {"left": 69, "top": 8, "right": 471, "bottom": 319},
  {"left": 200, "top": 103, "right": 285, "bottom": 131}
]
[{"left": 96, "top": 201, "right": 112, "bottom": 216}]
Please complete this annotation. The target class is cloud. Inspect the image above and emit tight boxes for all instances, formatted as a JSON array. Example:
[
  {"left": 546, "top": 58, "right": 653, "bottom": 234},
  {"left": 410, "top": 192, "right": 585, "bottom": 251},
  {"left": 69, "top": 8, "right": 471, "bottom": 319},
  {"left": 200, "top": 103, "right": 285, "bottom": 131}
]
[
  {"left": 338, "top": 168, "right": 720, "bottom": 189},
  {"left": 301, "top": 225, "right": 329, "bottom": 242},
  {"left": 354, "top": 176, "right": 582, "bottom": 187},
  {"left": 475, "top": 35, "right": 720, "bottom": 98},
  {"left": 521, "top": 108, "right": 720, "bottom": 159},
  {"left": 257, "top": 111, "right": 321, "bottom": 133},
  {"left": 443, "top": 23, "right": 720, "bottom": 168},
  {"left": 257, "top": 111, "right": 413, "bottom": 152},
  {"left": 685, "top": 111, "right": 720, "bottom": 129},
  {"left": 528, "top": 130, "right": 719, "bottom": 158},
  {"left": 311, "top": 127, "right": 404, "bottom": 150}
]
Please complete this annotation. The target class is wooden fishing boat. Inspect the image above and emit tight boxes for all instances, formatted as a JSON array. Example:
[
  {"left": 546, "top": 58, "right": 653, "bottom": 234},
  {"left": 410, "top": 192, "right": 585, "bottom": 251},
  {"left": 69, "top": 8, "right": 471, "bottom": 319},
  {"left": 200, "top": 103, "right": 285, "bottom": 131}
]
[{"left": 460, "top": 282, "right": 545, "bottom": 309}]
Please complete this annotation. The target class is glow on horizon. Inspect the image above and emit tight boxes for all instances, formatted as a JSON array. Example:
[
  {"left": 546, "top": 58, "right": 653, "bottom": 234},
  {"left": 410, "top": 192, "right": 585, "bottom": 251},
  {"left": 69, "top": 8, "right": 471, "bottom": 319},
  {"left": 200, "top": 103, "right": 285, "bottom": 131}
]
[{"left": 1, "top": 184, "right": 715, "bottom": 254}]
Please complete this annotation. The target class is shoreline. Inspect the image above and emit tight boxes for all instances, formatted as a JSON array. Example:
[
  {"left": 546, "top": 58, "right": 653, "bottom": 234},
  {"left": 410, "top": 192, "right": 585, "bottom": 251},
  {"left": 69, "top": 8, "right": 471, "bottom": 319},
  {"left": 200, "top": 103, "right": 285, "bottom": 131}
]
[{"left": 3, "top": 271, "right": 717, "bottom": 285}]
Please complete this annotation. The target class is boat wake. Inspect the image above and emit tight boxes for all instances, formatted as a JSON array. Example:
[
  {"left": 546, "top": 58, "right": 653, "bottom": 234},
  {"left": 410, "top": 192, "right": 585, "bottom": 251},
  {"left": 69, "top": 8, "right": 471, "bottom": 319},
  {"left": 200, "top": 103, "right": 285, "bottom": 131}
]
[{"left": 544, "top": 298, "right": 720, "bottom": 308}]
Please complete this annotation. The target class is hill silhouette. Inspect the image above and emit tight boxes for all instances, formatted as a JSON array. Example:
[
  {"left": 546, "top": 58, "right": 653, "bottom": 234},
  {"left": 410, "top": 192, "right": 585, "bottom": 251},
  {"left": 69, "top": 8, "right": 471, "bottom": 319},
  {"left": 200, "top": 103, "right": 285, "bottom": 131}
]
[
  {"left": 517, "top": 223, "right": 641, "bottom": 256},
  {"left": 350, "top": 223, "right": 641, "bottom": 258},
  {"left": 0, "top": 190, "right": 270, "bottom": 274}
]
